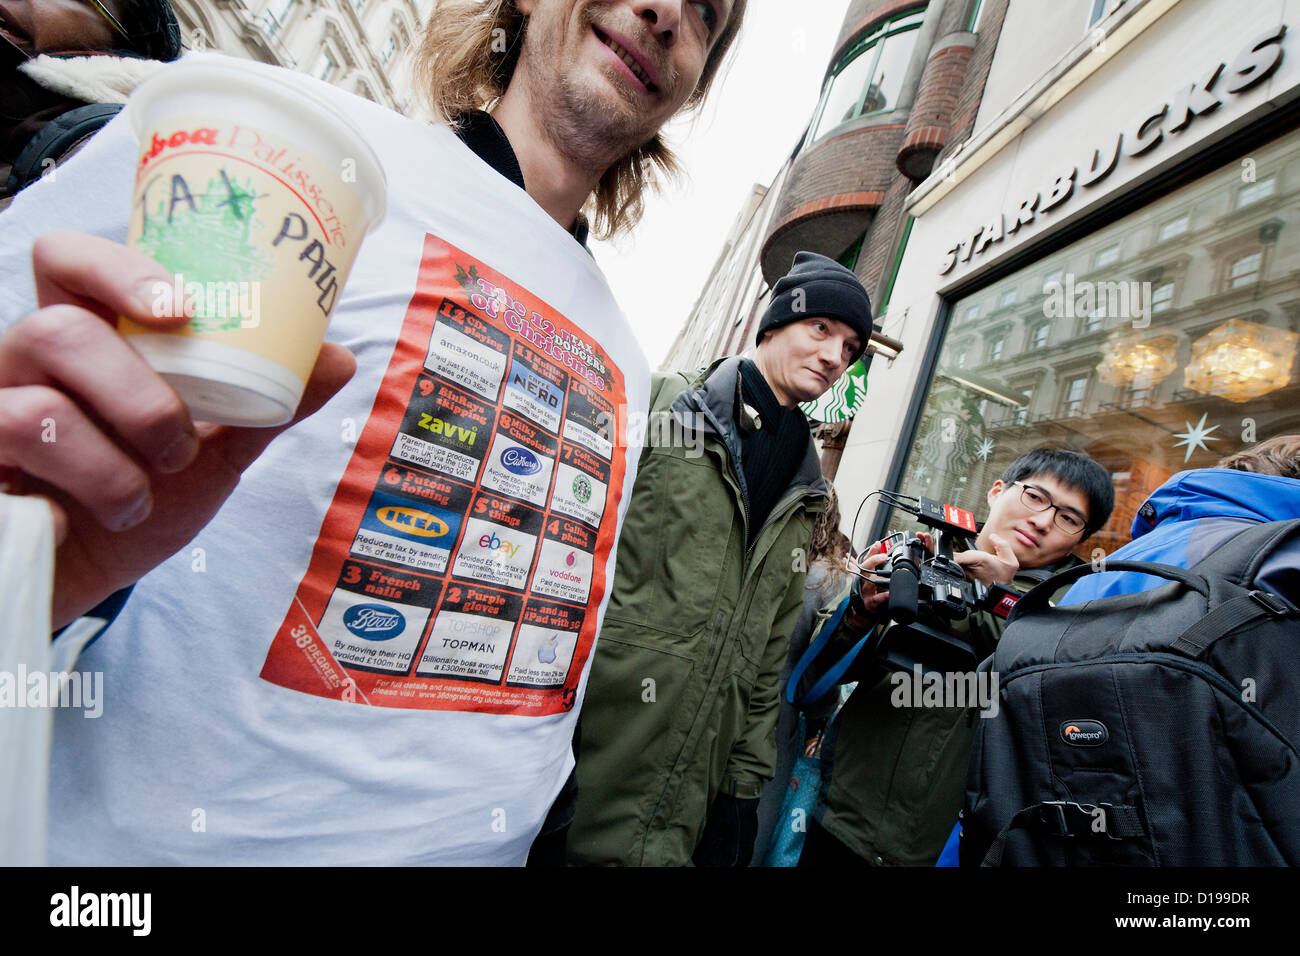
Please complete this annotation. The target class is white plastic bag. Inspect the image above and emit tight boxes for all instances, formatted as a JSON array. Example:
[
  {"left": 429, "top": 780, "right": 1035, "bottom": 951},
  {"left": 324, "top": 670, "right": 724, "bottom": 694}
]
[{"left": 0, "top": 493, "right": 55, "bottom": 866}]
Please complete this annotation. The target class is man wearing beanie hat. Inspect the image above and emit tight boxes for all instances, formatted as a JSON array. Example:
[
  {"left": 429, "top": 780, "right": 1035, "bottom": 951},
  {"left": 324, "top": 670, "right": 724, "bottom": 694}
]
[
  {"left": 561, "top": 253, "right": 872, "bottom": 867},
  {"left": 1, "top": 0, "right": 182, "bottom": 210}
]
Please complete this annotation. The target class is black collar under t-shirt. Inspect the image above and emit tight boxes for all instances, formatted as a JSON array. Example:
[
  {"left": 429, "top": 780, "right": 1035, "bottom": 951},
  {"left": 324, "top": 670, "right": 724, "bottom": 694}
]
[{"left": 452, "top": 110, "right": 590, "bottom": 248}]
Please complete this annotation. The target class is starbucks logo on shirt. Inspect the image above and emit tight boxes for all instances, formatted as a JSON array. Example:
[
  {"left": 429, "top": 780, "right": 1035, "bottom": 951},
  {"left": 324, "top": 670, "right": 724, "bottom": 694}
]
[{"left": 572, "top": 474, "right": 592, "bottom": 503}]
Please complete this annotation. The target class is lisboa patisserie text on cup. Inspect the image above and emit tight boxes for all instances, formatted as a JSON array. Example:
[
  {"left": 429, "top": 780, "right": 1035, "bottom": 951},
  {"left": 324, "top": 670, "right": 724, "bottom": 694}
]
[{"left": 119, "top": 57, "right": 387, "bottom": 426}]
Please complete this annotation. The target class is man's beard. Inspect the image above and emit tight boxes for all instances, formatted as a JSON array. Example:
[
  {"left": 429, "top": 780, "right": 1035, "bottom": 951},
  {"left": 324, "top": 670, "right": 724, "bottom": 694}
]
[{"left": 523, "top": 2, "right": 678, "bottom": 174}]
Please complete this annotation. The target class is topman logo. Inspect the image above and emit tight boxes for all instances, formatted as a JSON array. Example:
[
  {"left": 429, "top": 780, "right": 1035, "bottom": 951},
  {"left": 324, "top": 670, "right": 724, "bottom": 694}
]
[
  {"left": 1061, "top": 719, "right": 1109, "bottom": 745},
  {"left": 343, "top": 605, "right": 406, "bottom": 641},
  {"left": 50, "top": 886, "right": 150, "bottom": 935}
]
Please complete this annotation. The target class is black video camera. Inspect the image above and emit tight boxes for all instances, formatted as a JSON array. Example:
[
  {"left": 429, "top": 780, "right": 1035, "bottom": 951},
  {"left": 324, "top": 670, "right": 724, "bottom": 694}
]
[{"left": 849, "top": 492, "right": 1010, "bottom": 678}]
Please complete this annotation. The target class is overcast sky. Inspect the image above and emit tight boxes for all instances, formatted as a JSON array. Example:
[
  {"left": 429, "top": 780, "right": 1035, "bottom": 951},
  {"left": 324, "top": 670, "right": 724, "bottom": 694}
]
[{"left": 591, "top": 0, "right": 851, "bottom": 368}]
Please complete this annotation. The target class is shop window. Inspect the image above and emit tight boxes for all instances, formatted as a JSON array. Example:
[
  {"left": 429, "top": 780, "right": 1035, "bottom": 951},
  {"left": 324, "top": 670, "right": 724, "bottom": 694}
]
[
  {"left": 1094, "top": 243, "right": 1120, "bottom": 269},
  {"left": 885, "top": 131, "right": 1300, "bottom": 559},
  {"left": 1236, "top": 177, "right": 1275, "bottom": 209},
  {"left": 1228, "top": 251, "right": 1262, "bottom": 289},
  {"left": 1157, "top": 214, "right": 1189, "bottom": 242},
  {"left": 808, "top": 9, "right": 925, "bottom": 144}
]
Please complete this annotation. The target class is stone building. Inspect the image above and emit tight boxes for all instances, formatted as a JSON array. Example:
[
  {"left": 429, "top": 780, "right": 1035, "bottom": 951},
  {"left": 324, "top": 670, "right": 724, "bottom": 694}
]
[{"left": 169, "top": 0, "right": 435, "bottom": 114}]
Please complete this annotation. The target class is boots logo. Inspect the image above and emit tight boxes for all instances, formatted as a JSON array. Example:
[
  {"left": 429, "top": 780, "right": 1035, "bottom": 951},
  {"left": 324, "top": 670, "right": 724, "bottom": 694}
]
[
  {"left": 1061, "top": 719, "right": 1109, "bottom": 746},
  {"left": 343, "top": 605, "right": 406, "bottom": 641}
]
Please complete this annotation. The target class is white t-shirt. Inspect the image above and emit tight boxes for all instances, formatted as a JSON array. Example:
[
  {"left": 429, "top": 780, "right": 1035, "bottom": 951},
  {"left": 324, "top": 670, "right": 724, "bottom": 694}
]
[{"left": 0, "top": 55, "right": 649, "bottom": 865}]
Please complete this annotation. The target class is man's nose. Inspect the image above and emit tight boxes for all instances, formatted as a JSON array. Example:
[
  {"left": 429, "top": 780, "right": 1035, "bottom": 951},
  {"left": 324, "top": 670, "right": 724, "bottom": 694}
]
[
  {"left": 632, "top": 0, "right": 681, "bottom": 45},
  {"left": 1027, "top": 507, "right": 1055, "bottom": 531}
]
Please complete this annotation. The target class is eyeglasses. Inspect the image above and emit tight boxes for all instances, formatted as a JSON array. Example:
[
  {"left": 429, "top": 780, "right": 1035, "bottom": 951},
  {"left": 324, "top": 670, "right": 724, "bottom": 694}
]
[
  {"left": 87, "top": 0, "right": 131, "bottom": 41},
  {"left": 1012, "top": 481, "right": 1088, "bottom": 535}
]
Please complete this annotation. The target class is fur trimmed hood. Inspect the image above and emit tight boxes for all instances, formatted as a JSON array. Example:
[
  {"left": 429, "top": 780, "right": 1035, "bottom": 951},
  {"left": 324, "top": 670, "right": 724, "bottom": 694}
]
[{"left": 17, "top": 53, "right": 166, "bottom": 106}]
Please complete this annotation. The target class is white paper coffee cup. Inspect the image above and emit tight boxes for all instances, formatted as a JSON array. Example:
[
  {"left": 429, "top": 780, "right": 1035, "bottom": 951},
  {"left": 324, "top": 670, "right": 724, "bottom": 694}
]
[{"left": 120, "top": 56, "right": 387, "bottom": 426}]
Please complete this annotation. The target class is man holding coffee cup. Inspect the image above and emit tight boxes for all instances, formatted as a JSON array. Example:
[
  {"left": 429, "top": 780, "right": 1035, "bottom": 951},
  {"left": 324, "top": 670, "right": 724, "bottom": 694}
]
[{"left": 0, "top": 0, "right": 745, "bottom": 865}]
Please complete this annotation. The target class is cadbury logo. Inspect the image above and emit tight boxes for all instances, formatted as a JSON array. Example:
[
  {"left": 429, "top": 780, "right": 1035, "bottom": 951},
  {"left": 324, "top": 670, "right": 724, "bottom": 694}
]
[{"left": 501, "top": 447, "right": 542, "bottom": 476}]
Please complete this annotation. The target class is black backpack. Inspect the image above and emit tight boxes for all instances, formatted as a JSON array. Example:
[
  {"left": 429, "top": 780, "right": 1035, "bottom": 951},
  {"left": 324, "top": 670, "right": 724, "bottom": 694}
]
[{"left": 961, "top": 518, "right": 1300, "bottom": 866}]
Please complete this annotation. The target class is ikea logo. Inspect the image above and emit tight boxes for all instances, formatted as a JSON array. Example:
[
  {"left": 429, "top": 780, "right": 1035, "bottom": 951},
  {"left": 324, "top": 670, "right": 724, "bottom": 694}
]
[{"left": 376, "top": 506, "right": 450, "bottom": 539}]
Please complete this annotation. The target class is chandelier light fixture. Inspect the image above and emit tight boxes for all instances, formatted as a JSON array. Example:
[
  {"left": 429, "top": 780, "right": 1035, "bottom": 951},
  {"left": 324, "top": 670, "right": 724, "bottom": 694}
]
[
  {"left": 1183, "top": 319, "right": 1298, "bottom": 403},
  {"left": 1096, "top": 330, "right": 1180, "bottom": 389}
]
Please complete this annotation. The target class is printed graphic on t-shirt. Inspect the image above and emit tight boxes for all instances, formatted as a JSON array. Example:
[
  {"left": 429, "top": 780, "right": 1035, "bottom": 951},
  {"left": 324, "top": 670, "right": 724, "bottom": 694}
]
[{"left": 261, "top": 237, "right": 626, "bottom": 716}]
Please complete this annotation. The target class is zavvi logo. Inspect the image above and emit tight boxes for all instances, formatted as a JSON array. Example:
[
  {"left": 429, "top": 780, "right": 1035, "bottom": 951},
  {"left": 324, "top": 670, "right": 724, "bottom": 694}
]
[
  {"left": 343, "top": 604, "right": 406, "bottom": 641},
  {"left": 501, "top": 446, "right": 542, "bottom": 476},
  {"left": 1061, "top": 719, "right": 1109, "bottom": 746}
]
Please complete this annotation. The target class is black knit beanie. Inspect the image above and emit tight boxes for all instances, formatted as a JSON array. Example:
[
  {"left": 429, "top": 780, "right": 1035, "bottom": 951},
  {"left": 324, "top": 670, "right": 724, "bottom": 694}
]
[{"left": 756, "top": 251, "right": 873, "bottom": 363}]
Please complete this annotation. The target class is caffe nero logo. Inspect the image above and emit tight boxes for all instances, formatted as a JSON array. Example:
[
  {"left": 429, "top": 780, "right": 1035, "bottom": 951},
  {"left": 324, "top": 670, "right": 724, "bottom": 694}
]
[
  {"left": 343, "top": 604, "right": 406, "bottom": 641},
  {"left": 501, "top": 446, "right": 541, "bottom": 476},
  {"left": 1061, "top": 719, "right": 1109, "bottom": 746}
]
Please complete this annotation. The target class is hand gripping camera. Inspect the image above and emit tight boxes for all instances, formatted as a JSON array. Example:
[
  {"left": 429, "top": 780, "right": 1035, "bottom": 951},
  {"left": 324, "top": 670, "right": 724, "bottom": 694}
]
[{"left": 849, "top": 492, "right": 1011, "bottom": 678}]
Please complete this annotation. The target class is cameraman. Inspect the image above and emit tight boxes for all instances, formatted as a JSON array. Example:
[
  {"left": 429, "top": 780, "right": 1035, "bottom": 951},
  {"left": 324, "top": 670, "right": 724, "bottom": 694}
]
[{"left": 795, "top": 449, "right": 1114, "bottom": 866}]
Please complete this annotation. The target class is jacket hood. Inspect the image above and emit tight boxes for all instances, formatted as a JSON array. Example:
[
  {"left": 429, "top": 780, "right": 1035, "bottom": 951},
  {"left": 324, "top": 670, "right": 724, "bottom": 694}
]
[
  {"left": 17, "top": 53, "right": 165, "bottom": 105},
  {"left": 1131, "top": 468, "right": 1300, "bottom": 539}
]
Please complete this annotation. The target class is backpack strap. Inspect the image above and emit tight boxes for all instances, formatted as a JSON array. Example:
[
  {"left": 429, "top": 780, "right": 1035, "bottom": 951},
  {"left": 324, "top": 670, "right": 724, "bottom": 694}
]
[
  {"left": 1171, "top": 590, "right": 1295, "bottom": 658},
  {"left": 1008, "top": 561, "right": 1208, "bottom": 622},
  {"left": 980, "top": 801, "right": 1146, "bottom": 867},
  {"left": 5, "top": 103, "right": 122, "bottom": 196}
]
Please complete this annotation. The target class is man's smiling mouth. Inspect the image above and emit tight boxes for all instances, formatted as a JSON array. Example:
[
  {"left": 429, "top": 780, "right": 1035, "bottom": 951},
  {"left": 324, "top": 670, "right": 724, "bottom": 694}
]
[{"left": 593, "top": 27, "right": 659, "bottom": 94}]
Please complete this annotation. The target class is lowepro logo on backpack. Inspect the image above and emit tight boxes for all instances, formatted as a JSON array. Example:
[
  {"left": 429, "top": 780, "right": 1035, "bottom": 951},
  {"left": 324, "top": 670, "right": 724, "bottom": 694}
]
[{"left": 1061, "top": 719, "right": 1109, "bottom": 746}]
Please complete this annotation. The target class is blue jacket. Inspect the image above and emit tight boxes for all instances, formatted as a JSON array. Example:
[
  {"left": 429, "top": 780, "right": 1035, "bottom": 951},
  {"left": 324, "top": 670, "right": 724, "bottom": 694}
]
[{"left": 1061, "top": 469, "right": 1300, "bottom": 607}]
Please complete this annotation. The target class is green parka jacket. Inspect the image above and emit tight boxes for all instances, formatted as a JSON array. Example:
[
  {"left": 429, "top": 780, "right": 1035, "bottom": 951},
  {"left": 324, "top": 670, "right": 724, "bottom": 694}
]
[{"left": 568, "top": 357, "right": 830, "bottom": 866}]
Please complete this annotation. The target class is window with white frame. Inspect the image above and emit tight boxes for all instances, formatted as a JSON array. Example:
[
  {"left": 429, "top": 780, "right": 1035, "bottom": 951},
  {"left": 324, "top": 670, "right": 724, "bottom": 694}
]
[
  {"left": 1081, "top": 306, "right": 1106, "bottom": 334},
  {"left": 1151, "top": 281, "right": 1175, "bottom": 312},
  {"left": 964, "top": 304, "right": 980, "bottom": 322},
  {"left": 1095, "top": 244, "right": 1120, "bottom": 269},
  {"left": 1237, "top": 177, "right": 1275, "bottom": 209},
  {"left": 999, "top": 288, "right": 1017, "bottom": 307},
  {"left": 381, "top": 34, "right": 397, "bottom": 65},
  {"left": 1229, "top": 251, "right": 1262, "bottom": 288},
  {"left": 316, "top": 48, "right": 338, "bottom": 82},
  {"left": 1029, "top": 322, "right": 1049, "bottom": 349},
  {"left": 1157, "top": 214, "right": 1189, "bottom": 242},
  {"left": 1061, "top": 375, "right": 1088, "bottom": 417},
  {"left": 986, "top": 335, "right": 1005, "bottom": 363}
]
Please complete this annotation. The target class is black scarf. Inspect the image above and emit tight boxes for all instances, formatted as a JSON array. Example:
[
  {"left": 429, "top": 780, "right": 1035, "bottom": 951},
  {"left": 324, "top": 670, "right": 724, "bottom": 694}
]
[{"left": 737, "top": 359, "right": 809, "bottom": 540}]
